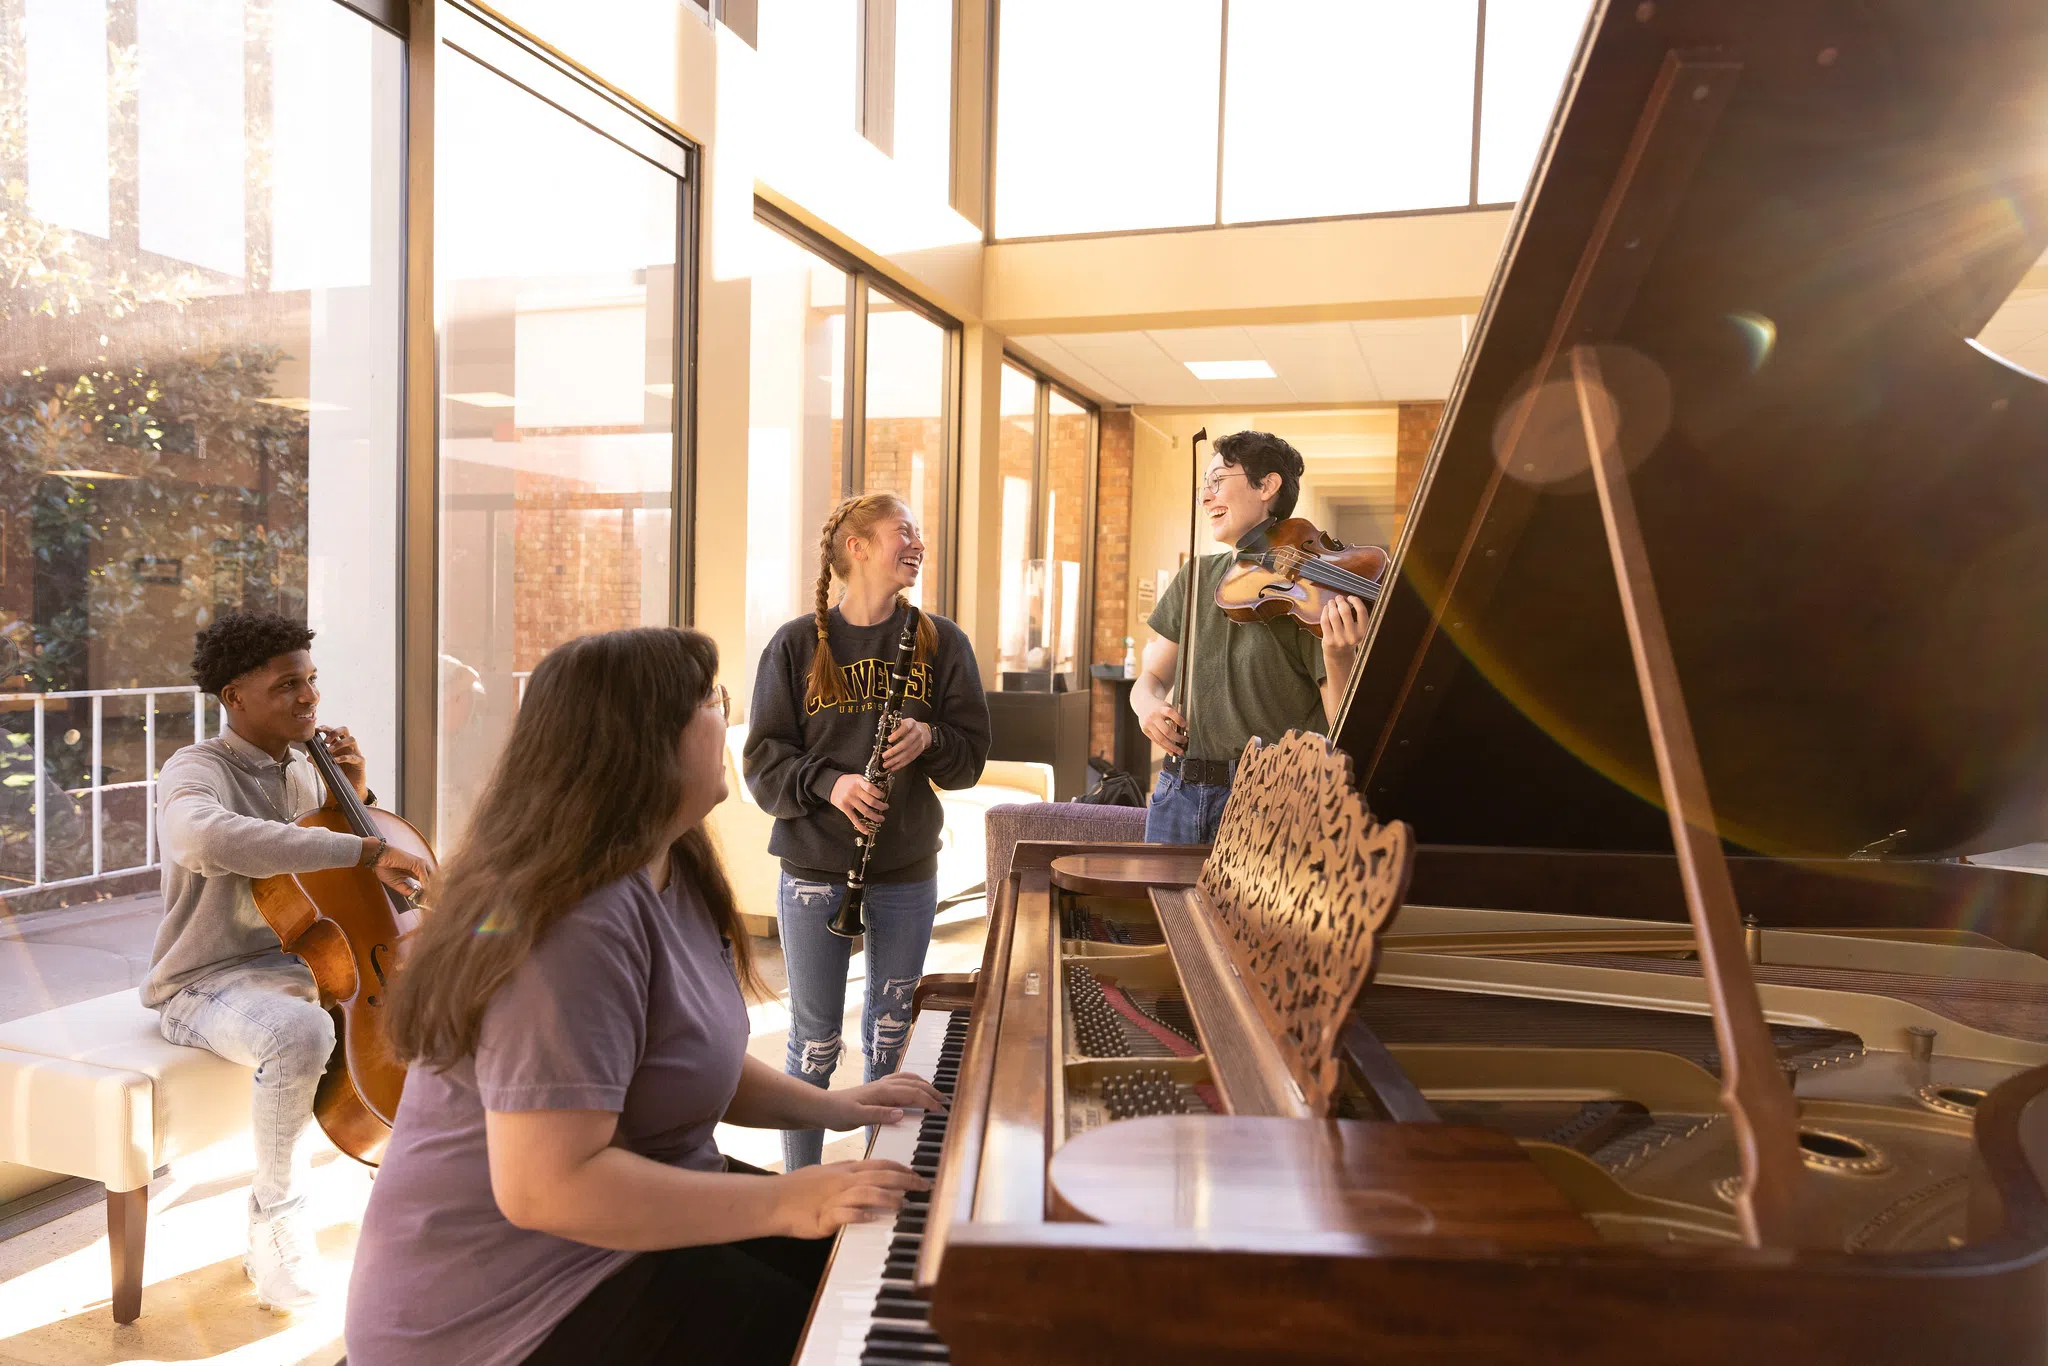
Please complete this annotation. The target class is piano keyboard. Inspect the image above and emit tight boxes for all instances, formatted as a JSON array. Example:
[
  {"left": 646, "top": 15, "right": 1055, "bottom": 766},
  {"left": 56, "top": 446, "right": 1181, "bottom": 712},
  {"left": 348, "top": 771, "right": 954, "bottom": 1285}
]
[{"left": 795, "top": 1006, "right": 967, "bottom": 1366}]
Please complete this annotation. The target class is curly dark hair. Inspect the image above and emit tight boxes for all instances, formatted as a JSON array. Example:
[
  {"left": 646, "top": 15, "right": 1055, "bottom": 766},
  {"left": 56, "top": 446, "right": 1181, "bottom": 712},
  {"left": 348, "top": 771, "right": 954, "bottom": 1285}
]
[
  {"left": 191, "top": 611, "right": 315, "bottom": 697},
  {"left": 1214, "top": 429, "right": 1306, "bottom": 521}
]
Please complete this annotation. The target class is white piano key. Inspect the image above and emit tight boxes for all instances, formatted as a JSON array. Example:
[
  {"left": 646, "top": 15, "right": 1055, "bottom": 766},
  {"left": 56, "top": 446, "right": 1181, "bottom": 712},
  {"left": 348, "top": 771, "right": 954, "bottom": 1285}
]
[{"left": 794, "top": 1007, "right": 956, "bottom": 1366}]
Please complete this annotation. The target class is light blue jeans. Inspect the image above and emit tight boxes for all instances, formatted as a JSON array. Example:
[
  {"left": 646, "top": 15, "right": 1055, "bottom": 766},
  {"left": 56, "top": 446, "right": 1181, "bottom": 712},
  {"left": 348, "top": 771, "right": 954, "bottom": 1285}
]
[
  {"left": 156, "top": 951, "right": 334, "bottom": 1221},
  {"left": 776, "top": 871, "right": 938, "bottom": 1170},
  {"left": 1143, "top": 766, "right": 1235, "bottom": 844}
]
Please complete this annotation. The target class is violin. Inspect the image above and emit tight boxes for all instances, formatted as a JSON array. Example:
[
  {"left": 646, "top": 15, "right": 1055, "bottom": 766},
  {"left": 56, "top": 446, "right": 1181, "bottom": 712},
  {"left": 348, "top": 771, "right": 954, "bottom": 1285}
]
[
  {"left": 1216, "top": 517, "right": 1390, "bottom": 637},
  {"left": 250, "top": 729, "right": 435, "bottom": 1165}
]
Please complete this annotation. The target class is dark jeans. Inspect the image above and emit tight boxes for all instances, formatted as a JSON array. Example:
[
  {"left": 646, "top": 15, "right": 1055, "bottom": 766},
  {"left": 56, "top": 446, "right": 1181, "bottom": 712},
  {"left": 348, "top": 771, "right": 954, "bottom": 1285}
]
[{"left": 522, "top": 1162, "right": 830, "bottom": 1366}]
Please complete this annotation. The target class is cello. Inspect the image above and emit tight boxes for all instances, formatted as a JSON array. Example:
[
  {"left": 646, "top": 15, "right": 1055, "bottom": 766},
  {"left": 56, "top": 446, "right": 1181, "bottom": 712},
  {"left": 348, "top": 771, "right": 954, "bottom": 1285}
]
[
  {"left": 1215, "top": 516, "right": 1389, "bottom": 637},
  {"left": 251, "top": 730, "right": 435, "bottom": 1165}
]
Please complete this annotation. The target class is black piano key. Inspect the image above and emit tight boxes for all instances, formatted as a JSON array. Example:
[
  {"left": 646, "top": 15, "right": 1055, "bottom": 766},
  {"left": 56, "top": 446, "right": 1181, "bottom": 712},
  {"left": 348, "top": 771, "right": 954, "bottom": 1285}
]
[{"left": 820, "top": 1009, "right": 966, "bottom": 1366}]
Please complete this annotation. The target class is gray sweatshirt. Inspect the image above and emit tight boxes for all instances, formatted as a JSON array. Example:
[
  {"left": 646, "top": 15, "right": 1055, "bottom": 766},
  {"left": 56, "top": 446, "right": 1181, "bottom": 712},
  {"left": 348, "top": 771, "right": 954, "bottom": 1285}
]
[{"left": 141, "top": 729, "right": 364, "bottom": 1008}]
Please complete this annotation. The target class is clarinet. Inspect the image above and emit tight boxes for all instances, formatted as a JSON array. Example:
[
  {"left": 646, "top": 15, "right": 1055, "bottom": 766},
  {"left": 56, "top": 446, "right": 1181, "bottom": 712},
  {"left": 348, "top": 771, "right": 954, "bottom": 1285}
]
[{"left": 827, "top": 606, "right": 922, "bottom": 938}]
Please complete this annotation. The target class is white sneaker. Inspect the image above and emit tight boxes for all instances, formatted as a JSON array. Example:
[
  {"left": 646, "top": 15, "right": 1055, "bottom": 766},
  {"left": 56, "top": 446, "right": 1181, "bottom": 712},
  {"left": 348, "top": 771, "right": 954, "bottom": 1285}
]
[{"left": 244, "top": 1212, "right": 323, "bottom": 1312}]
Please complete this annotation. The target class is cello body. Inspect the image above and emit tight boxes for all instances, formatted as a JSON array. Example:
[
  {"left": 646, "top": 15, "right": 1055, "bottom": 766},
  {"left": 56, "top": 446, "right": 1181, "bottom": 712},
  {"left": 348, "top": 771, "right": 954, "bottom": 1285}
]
[
  {"left": 1216, "top": 517, "right": 1389, "bottom": 637},
  {"left": 251, "top": 742, "right": 434, "bottom": 1166}
]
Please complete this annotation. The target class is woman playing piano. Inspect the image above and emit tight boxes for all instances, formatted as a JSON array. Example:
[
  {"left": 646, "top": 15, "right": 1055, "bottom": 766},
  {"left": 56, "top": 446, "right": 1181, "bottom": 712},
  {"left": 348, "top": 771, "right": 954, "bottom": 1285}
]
[
  {"left": 344, "top": 627, "right": 941, "bottom": 1366},
  {"left": 744, "top": 492, "right": 991, "bottom": 1170}
]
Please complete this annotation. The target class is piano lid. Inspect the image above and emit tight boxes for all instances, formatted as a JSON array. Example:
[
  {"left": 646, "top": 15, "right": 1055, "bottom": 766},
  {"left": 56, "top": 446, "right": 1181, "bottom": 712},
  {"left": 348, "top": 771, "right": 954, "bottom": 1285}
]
[{"left": 1334, "top": 0, "right": 2048, "bottom": 861}]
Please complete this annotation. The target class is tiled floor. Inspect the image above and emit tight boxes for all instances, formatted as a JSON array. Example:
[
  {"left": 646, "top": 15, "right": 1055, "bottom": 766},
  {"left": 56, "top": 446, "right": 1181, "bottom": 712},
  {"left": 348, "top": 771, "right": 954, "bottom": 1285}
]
[{"left": 0, "top": 890, "right": 989, "bottom": 1366}]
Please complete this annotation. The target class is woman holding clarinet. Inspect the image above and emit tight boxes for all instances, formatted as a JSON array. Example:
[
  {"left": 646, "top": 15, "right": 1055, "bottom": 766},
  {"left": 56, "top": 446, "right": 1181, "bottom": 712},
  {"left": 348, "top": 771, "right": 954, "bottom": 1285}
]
[{"left": 744, "top": 492, "right": 990, "bottom": 1170}]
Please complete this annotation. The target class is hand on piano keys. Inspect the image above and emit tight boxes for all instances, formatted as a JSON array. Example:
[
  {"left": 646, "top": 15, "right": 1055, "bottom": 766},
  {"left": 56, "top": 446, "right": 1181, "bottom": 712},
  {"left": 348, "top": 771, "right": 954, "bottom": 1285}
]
[
  {"left": 815, "top": 1072, "right": 950, "bottom": 1130},
  {"left": 775, "top": 1158, "right": 931, "bottom": 1240}
]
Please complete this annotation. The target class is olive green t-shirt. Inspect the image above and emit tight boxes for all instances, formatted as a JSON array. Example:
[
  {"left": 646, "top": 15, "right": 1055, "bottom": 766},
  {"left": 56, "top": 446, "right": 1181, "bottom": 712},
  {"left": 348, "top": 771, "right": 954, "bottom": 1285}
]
[{"left": 1148, "top": 551, "right": 1327, "bottom": 765}]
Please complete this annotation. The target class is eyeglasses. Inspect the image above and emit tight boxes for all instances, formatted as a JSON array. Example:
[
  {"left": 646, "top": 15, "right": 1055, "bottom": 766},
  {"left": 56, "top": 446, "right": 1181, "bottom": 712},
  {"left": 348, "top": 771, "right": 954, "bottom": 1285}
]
[
  {"left": 1201, "top": 469, "right": 1248, "bottom": 498},
  {"left": 704, "top": 683, "right": 730, "bottom": 723}
]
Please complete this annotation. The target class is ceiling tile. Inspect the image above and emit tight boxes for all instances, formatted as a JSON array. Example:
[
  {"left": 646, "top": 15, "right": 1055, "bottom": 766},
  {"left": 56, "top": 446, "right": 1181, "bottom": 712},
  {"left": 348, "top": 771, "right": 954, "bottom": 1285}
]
[
  {"left": 1245, "top": 321, "right": 1375, "bottom": 403},
  {"left": 1195, "top": 376, "right": 1295, "bottom": 406},
  {"left": 1009, "top": 335, "right": 1138, "bottom": 405},
  {"left": 1144, "top": 326, "right": 1260, "bottom": 363}
]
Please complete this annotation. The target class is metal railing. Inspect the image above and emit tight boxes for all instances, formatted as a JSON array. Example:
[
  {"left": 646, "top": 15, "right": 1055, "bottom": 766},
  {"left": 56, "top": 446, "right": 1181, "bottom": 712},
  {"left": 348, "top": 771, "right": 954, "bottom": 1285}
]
[{"left": 0, "top": 686, "right": 222, "bottom": 898}]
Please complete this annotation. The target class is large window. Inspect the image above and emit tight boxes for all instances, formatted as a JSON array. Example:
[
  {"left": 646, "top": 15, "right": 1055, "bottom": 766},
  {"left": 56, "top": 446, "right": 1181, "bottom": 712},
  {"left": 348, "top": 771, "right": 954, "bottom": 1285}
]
[
  {"left": 994, "top": 0, "right": 1222, "bottom": 239},
  {"left": 0, "top": 0, "right": 402, "bottom": 894},
  {"left": 994, "top": 364, "right": 1038, "bottom": 679},
  {"left": 862, "top": 288, "right": 949, "bottom": 605},
  {"left": 743, "top": 220, "right": 849, "bottom": 710},
  {"left": 1221, "top": 2, "right": 1478, "bottom": 223},
  {"left": 995, "top": 362, "right": 1096, "bottom": 692},
  {"left": 742, "top": 212, "right": 957, "bottom": 716},
  {"left": 994, "top": 0, "right": 1595, "bottom": 238},
  {"left": 434, "top": 12, "right": 689, "bottom": 842}
]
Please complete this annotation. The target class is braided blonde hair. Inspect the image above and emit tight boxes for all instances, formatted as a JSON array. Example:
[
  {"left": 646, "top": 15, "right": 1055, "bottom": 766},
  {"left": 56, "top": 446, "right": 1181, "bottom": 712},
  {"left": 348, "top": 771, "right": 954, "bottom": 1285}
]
[{"left": 806, "top": 493, "right": 940, "bottom": 709}]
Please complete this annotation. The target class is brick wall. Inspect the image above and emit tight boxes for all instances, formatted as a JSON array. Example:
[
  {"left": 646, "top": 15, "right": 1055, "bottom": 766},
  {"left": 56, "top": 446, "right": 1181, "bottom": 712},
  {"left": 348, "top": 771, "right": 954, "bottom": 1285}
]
[
  {"left": 1394, "top": 401, "right": 1445, "bottom": 538},
  {"left": 512, "top": 471, "right": 647, "bottom": 670},
  {"left": 862, "top": 416, "right": 942, "bottom": 531},
  {"left": 1089, "top": 410, "right": 1134, "bottom": 760}
]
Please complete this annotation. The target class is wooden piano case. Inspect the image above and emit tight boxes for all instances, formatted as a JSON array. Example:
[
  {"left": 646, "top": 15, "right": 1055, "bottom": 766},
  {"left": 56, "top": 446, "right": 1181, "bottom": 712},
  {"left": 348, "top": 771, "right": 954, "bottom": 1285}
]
[{"left": 916, "top": 0, "right": 2048, "bottom": 1358}]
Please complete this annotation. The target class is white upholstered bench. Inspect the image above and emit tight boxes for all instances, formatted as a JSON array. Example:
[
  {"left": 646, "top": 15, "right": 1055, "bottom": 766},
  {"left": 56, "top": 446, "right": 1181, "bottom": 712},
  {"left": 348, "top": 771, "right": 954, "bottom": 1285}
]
[{"left": 0, "top": 990, "right": 254, "bottom": 1322}]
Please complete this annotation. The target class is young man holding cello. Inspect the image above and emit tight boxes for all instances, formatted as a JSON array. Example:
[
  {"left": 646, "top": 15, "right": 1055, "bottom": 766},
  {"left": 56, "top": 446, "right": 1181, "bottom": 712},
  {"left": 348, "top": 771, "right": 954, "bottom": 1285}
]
[
  {"left": 142, "top": 611, "right": 428, "bottom": 1310},
  {"left": 1131, "top": 430, "right": 1372, "bottom": 843}
]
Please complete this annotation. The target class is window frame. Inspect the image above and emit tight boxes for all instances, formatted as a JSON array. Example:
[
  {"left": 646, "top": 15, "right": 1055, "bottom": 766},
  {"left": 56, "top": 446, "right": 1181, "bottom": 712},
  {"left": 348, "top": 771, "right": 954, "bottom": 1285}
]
[
  {"left": 753, "top": 201, "right": 962, "bottom": 618},
  {"left": 402, "top": 0, "right": 702, "bottom": 832},
  {"left": 987, "top": 0, "right": 1560, "bottom": 244},
  {"left": 996, "top": 353, "right": 1099, "bottom": 690}
]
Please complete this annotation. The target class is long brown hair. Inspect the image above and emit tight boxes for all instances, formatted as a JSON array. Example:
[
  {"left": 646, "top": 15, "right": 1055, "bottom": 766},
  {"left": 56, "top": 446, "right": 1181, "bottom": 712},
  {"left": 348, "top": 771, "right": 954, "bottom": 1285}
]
[
  {"left": 390, "top": 627, "right": 761, "bottom": 1069},
  {"left": 807, "top": 492, "right": 939, "bottom": 709}
]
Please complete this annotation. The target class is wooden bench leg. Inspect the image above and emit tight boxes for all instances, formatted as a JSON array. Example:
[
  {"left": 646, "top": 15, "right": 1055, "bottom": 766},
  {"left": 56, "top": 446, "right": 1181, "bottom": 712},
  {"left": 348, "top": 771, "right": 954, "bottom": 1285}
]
[{"left": 106, "top": 1186, "right": 146, "bottom": 1324}]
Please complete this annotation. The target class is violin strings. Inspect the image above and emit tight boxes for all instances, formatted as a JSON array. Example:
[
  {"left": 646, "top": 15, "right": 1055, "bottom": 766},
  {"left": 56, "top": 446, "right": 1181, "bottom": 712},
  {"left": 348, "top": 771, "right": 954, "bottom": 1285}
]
[{"left": 1261, "top": 547, "right": 1383, "bottom": 599}]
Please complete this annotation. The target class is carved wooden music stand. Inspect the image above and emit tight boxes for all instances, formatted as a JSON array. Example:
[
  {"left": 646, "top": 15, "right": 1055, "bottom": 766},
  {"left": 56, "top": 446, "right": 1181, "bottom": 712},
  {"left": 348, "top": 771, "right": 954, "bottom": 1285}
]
[{"left": 1196, "top": 731, "right": 1415, "bottom": 1118}]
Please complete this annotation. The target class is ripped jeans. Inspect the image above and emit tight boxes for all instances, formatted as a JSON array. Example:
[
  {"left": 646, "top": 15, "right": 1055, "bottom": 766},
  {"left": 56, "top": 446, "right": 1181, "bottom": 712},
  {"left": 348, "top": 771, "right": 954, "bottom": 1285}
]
[{"left": 775, "top": 870, "right": 939, "bottom": 1170}]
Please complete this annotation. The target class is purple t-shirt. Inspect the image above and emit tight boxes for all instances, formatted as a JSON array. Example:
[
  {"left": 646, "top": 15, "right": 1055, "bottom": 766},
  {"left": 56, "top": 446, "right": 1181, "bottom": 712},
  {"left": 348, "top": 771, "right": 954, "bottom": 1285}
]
[{"left": 344, "top": 870, "right": 749, "bottom": 1366}]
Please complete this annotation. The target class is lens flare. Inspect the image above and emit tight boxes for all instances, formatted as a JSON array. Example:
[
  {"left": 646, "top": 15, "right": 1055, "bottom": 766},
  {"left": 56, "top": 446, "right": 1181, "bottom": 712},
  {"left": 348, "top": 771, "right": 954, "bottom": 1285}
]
[{"left": 1727, "top": 311, "right": 1778, "bottom": 373}]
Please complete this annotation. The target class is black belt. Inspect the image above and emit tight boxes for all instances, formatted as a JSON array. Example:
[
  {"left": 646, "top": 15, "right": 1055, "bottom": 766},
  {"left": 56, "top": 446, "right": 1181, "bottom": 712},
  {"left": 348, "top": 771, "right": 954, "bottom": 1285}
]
[{"left": 1164, "top": 755, "right": 1234, "bottom": 786}]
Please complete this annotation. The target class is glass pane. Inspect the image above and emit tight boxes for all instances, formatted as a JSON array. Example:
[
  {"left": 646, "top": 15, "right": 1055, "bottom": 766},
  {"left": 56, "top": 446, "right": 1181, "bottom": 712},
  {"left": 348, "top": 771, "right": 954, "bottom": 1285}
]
[
  {"left": 758, "top": 0, "right": 860, "bottom": 143},
  {"left": 743, "top": 221, "right": 847, "bottom": 717},
  {"left": 1476, "top": 0, "right": 1595, "bottom": 205},
  {"left": 995, "top": 365, "right": 1039, "bottom": 683},
  {"left": 894, "top": 0, "right": 953, "bottom": 205},
  {"left": 862, "top": 290, "right": 946, "bottom": 608},
  {"left": 1222, "top": 0, "right": 1477, "bottom": 223},
  {"left": 0, "top": 0, "right": 402, "bottom": 898},
  {"left": 994, "top": 0, "right": 1221, "bottom": 238},
  {"left": 436, "top": 48, "right": 683, "bottom": 844},
  {"left": 1043, "top": 392, "right": 1090, "bottom": 680}
]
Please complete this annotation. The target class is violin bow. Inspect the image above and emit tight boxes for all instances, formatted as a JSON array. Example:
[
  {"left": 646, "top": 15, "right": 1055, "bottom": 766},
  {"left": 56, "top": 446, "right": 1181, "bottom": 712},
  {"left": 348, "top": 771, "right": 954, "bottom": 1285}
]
[{"left": 1171, "top": 427, "right": 1209, "bottom": 749}]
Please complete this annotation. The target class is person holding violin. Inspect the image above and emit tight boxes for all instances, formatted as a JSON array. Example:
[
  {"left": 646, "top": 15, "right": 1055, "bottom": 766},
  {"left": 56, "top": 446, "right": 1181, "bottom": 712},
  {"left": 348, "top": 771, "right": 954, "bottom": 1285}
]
[
  {"left": 144, "top": 610, "right": 429, "bottom": 1310},
  {"left": 1132, "top": 430, "right": 1372, "bottom": 843}
]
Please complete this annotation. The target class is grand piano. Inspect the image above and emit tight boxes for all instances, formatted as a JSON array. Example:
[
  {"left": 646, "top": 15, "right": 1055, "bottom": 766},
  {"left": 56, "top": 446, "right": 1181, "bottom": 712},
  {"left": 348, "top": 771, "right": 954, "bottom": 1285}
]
[{"left": 793, "top": 1, "right": 2048, "bottom": 1361}]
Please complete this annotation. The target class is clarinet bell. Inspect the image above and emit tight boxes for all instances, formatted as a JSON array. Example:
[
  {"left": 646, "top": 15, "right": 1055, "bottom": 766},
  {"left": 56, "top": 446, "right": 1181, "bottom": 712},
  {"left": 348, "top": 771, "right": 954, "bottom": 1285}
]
[{"left": 827, "top": 885, "right": 867, "bottom": 939}]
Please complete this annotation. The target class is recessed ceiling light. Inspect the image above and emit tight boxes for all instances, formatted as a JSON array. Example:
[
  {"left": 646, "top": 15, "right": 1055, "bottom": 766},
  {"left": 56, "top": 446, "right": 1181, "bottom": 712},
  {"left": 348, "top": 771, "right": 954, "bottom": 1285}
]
[
  {"left": 48, "top": 468, "right": 137, "bottom": 480},
  {"left": 447, "top": 391, "right": 518, "bottom": 408},
  {"left": 1185, "top": 359, "right": 1275, "bottom": 381}
]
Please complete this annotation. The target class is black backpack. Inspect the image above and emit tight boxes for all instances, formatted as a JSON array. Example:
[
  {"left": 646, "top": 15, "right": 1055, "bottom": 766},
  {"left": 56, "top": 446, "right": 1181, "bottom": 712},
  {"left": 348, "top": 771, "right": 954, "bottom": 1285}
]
[{"left": 1073, "top": 756, "right": 1146, "bottom": 807}]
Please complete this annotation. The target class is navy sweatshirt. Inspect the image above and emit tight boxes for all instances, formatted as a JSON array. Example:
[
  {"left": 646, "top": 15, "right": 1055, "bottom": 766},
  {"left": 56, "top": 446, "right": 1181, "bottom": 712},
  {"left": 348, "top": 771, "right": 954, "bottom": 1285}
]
[{"left": 743, "top": 604, "right": 991, "bottom": 884}]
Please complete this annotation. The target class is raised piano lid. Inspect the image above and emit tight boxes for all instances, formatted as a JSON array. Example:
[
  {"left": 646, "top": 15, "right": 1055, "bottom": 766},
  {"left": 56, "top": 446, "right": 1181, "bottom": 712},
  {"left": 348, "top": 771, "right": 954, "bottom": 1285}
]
[{"left": 1333, "top": 0, "right": 2048, "bottom": 863}]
